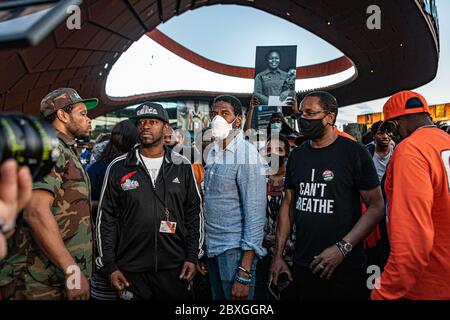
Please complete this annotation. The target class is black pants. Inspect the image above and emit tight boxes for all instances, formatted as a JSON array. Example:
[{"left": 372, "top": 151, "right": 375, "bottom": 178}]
[
  {"left": 193, "top": 273, "right": 212, "bottom": 301},
  {"left": 293, "top": 265, "right": 369, "bottom": 300},
  {"left": 122, "top": 267, "right": 194, "bottom": 300}
]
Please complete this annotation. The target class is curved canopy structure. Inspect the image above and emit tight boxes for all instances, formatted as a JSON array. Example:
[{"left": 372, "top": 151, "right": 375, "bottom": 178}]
[
  {"left": 146, "top": 28, "right": 355, "bottom": 81},
  {"left": 0, "top": 0, "right": 439, "bottom": 118}
]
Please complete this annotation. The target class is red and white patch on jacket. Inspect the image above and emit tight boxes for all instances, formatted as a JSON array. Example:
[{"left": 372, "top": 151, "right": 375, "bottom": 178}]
[{"left": 120, "top": 170, "right": 139, "bottom": 191}]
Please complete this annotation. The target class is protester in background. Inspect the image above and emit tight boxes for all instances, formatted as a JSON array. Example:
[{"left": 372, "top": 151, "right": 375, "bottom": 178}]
[
  {"left": 201, "top": 129, "right": 215, "bottom": 162},
  {"left": 255, "top": 136, "right": 295, "bottom": 300},
  {"left": 190, "top": 129, "right": 211, "bottom": 301},
  {"left": 366, "top": 121, "right": 393, "bottom": 182},
  {"left": 244, "top": 95, "right": 297, "bottom": 136},
  {"left": 0, "top": 88, "right": 95, "bottom": 300},
  {"left": 88, "top": 120, "right": 138, "bottom": 300},
  {"left": 89, "top": 133, "right": 111, "bottom": 166},
  {"left": 360, "top": 120, "right": 392, "bottom": 272},
  {"left": 266, "top": 112, "right": 296, "bottom": 138},
  {"left": 88, "top": 121, "right": 138, "bottom": 211},
  {"left": 167, "top": 127, "right": 204, "bottom": 190},
  {"left": 164, "top": 126, "right": 176, "bottom": 148},
  {"left": 271, "top": 91, "right": 384, "bottom": 300},
  {"left": 80, "top": 143, "right": 92, "bottom": 169},
  {"left": 243, "top": 95, "right": 260, "bottom": 134},
  {"left": 361, "top": 130, "right": 375, "bottom": 145},
  {"left": 97, "top": 102, "right": 203, "bottom": 300},
  {"left": 437, "top": 121, "right": 450, "bottom": 134},
  {"left": 371, "top": 91, "right": 450, "bottom": 300},
  {"left": 204, "top": 95, "right": 267, "bottom": 300},
  {"left": 169, "top": 128, "right": 198, "bottom": 164}
]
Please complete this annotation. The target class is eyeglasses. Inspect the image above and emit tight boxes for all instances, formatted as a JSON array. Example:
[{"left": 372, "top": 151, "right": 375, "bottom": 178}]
[{"left": 292, "top": 110, "right": 329, "bottom": 119}]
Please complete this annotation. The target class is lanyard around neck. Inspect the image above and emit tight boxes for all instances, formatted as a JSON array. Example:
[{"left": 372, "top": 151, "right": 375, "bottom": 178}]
[{"left": 138, "top": 151, "right": 170, "bottom": 221}]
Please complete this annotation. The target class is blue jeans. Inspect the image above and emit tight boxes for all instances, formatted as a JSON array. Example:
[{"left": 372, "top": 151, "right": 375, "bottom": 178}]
[{"left": 206, "top": 248, "right": 258, "bottom": 300}]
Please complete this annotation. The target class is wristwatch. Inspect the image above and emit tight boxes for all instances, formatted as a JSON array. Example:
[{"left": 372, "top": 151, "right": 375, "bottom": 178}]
[{"left": 336, "top": 240, "right": 352, "bottom": 258}]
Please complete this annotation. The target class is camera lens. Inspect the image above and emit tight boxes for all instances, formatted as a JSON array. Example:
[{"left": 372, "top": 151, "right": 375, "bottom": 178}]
[{"left": 0, "top": 113, "right": 59, "bottom": 180}]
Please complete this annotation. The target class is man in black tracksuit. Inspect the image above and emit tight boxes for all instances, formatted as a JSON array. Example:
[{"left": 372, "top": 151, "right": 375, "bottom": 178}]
[{"left": 96, "top": 102, "right": 203, "bottom": 300}]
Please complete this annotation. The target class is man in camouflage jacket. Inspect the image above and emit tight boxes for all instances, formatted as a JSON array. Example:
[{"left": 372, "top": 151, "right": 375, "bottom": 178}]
[{"left": 0, "top": 88, "right": 97, "bottom": 300}]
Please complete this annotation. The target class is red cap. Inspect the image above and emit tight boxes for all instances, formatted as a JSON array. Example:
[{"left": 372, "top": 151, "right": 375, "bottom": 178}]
[{"left": 383, "top": 91, "right": 429, "bottom": 121}]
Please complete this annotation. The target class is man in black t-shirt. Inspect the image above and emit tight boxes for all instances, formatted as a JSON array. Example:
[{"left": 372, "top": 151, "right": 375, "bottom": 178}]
[{"left": 270, "top": 91, "right": 384, "bottom": 300}]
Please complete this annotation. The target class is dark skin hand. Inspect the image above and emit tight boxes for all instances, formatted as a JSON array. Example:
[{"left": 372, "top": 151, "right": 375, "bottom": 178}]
[
  {"left": 243, "top": 95, "right": 260, "bottom": 132},
  {"left": 232, "top": 270, "right": 252, "bottom": 300},
  {"left": 110, "top": 270, "right": 131, "bottom": 292},
  {"left": 310, "top": 245, "right": 345, "bottom": 280},
  {"left": 310, "top": 187, "right": 384, "bottom": 280},
  {"left": 249, "top": 95, "right": 260, "bottom": 110},
  {"left": 286, "top": 95, "right": 298, "bottom": 114},
  {"left": 179, "top": 261, "right": 197, "bottom": 282},
  {"left": 231, "top": 250, "right": 255, "bottom": 300},
  {"left": 197, "top": 260, "right": 208, "bottom": 275}
]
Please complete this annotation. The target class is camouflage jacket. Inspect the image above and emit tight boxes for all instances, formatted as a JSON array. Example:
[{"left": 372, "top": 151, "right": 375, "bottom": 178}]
[{"left": 0, "top": 132, "right": 93, "bottom": 287}]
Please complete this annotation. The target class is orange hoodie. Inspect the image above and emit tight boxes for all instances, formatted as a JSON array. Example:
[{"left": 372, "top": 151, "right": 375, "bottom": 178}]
[{"left": 371, "top": 128, "right": 450, "bottom": 300}]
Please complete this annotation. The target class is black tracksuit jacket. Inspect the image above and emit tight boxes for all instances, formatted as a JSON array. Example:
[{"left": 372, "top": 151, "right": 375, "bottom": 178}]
[{"left": 96, "top": 146, "right": 203, "bottom": 275}]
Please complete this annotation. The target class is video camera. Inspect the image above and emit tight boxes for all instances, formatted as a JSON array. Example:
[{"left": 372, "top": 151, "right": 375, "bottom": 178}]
[{"left": 0, "top": 113, "right": 59, "bottom": 180}]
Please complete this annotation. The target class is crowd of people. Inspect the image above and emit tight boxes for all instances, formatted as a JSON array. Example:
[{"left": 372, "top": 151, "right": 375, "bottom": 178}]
[{"left": 0, "top": 87, "right": 449, "bottom": 300}]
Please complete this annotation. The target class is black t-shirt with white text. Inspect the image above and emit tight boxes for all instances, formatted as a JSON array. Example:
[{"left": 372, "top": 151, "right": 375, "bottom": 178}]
[{"left": 285, "top": 136, "right": 379, "bottom": 270}]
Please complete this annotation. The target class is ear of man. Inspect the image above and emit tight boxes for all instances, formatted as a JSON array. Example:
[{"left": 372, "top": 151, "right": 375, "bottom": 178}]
[
  {"left": 326, "top": 112, "right": 336, "bottom": 126},
  {"left": 56, "top": 109, "right": 69, "bottom": 124},
  {"left": 234, "top": 115, "right": 243, "bottom": 128}
]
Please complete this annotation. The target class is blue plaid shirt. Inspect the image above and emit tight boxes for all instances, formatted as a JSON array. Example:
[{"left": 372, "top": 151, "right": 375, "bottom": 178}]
[{"left": 204, "top": 132, "right": 267, "bottom": 258}]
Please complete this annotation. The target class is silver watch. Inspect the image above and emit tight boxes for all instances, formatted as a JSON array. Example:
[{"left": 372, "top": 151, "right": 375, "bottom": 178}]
[{"left": 336, "top": 240, "right": 352, "bottom": 257}]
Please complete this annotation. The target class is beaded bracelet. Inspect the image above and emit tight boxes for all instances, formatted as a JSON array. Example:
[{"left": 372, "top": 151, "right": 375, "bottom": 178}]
[{"left": 234, "top": 273, "right": 252, "bottom": 285}]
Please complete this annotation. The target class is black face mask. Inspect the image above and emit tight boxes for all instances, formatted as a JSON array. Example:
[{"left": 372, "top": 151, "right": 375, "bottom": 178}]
[
  {"left": 266, "top": 154, "right": 287, "bottom": 166},
  {"left": 299, "top": 117, "right": 327, "bottom": 139}
]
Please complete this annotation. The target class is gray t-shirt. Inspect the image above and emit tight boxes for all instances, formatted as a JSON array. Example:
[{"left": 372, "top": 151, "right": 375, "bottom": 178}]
[
  {"left": 372, "top": 146, "right": 393, "bottom": 182},
  {"left": 138, "top": 151, "right": 163, "bottom": 187}
]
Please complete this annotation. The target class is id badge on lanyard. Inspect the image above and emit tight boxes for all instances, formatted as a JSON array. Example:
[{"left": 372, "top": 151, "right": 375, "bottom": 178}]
[
  {"left": 138, "top": 152, "right": 176, "bottom": 234},
  {"left": 159, "top": 208, "right": 177, "bottom": 234}
]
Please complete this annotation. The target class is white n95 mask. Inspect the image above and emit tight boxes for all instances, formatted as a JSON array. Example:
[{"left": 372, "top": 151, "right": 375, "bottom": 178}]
[{"left": 211, "top": 115, "right": 235, "bottom": 140}]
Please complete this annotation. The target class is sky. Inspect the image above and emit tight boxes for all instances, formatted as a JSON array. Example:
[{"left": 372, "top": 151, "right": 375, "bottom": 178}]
[{"left": 106, "top": 1, "right": 450, "bottom": 125}]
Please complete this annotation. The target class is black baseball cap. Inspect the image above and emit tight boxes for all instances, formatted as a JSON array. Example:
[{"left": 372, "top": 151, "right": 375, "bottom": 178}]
[{"left": 130, "top": 102, "right": 169, "bottom": 124}]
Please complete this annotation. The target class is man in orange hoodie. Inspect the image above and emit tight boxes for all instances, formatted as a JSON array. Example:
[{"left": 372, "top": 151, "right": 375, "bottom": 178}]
[{"left": 371, "top": 91, "right": 450, "bottom": 300}]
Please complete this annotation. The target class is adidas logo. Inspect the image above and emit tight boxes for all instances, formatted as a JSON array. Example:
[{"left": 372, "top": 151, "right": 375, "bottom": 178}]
[{"left": 172, "top": 177, "right": 180, "bottom": 184}]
